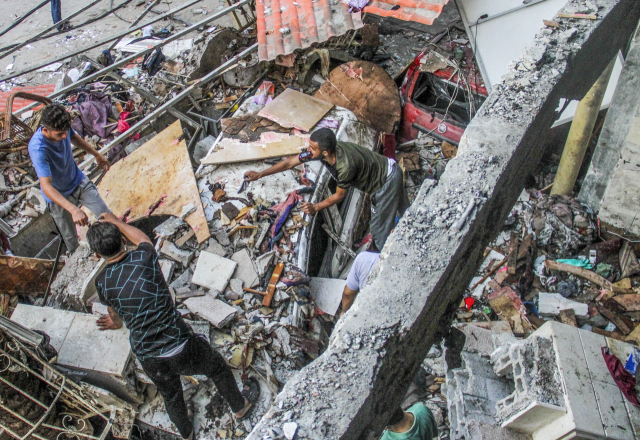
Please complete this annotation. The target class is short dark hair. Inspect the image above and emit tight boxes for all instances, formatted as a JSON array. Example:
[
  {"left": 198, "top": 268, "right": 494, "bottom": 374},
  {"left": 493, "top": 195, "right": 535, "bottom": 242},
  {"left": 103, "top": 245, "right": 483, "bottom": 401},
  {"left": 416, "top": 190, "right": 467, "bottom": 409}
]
[
  {"left": 41, "top": 104, "right": 71, "bottom": 131},
  {"left": 87, "top": 222, "right": 123, "bottom": 258},
  {"left": 310, "top": 128, "right": 336, "bottom": 154},
  {"left": 388, "top": 408, "right": 405, "bottom": 426}
]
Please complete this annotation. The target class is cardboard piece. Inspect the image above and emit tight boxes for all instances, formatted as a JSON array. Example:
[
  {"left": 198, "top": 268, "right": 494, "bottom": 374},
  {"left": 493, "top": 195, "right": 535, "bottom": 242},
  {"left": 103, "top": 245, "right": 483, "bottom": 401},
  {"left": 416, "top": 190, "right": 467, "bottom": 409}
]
[
  {"left": 96, "top": 121, "right": 210, "bottom": 243},
  {"left": 201, "top": 132, "right": 306, "bottom": 165},
  {"left": 259, "top": 88, "right": 333, "bottom": 132}
]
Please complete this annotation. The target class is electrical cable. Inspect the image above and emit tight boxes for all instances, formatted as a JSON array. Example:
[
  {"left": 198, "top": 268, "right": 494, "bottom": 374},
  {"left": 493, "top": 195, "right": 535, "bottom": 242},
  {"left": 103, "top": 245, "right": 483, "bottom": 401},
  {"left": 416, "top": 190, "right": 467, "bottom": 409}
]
[{"left": 111, "top": 0, "right": 133, "bottom": 23}]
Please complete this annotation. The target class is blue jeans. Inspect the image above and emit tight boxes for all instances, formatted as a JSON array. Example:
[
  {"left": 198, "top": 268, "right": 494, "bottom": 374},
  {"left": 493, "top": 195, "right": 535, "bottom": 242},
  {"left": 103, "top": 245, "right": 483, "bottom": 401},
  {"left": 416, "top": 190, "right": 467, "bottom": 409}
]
[{"left": 51, "top": 0, "right": 62, "bottom": 26}]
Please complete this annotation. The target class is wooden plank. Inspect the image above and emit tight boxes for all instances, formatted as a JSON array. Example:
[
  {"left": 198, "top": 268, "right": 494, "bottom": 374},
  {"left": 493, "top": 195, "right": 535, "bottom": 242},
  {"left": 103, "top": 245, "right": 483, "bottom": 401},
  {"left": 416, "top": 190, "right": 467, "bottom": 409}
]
[
  {"left": 545, "top": 260, "right": 613, "bottom": 289},
  {"left": 598, "top": 304, "right": 633, "bottom": 335},
  {"left": 0, "top": 255, "right": 64, "bottom": 296},
  {"left": 96, "top": 121, "right": 210, "bottom": 243},
  {"left": 613, "top": 294, "right": 640, "bottom": 311},
  {"left": 559, "top": 309, "right": 577, "bottom": 327},
  {"left": 201, "top": 133, "right": 306, "bottom": 165},
  {"left": 259, "top": 88, "right": 333, "bottom": 132},
  {"left": 507, "top": 231, "right": 519, "bottom": 275},
  {"left": 263, "top": 262, "right": 284, "bottom": 307}
]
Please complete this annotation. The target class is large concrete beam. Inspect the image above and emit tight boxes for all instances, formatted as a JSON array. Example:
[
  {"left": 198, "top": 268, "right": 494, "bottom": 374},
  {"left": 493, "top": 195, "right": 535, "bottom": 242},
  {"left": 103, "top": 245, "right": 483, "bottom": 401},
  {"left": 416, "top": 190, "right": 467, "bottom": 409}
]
[
  {"left": 248, "top": 1, "right": 640, "bottom": 439},
  {"left": 579, "top": 23, "right": 640, "bottom": 211}
]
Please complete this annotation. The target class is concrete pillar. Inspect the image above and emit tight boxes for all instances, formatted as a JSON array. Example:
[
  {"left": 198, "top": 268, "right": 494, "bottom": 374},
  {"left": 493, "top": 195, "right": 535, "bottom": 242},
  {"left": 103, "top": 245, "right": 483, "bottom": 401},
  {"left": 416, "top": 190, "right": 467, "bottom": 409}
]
[
  {"left": 579, "top": 22, "right": 640, "bottom": 211},
  {"left": 551, "top": 58, "right": 616, "bottom": 196},
  {"left": 245, "top": 2, "right": 640, "bottom": 439}
]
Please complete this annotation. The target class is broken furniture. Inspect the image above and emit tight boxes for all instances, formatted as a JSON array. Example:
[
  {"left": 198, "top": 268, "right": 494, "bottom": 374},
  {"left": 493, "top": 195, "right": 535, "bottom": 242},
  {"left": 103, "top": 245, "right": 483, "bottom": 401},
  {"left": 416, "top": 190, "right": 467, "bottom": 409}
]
[{"left": 0, "top": 314, "right": 136, "bottom": 440}]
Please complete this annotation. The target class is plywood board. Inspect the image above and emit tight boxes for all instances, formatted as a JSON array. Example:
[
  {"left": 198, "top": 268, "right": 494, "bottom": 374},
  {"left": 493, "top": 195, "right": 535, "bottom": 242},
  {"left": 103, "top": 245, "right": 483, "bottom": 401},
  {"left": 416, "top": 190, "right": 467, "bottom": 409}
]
[
  {"left": 201, "top": 133, "right": 306, "bottom": 165},
  {"left": 0, "top": 255, "right": 64, "bottom": 296},
  {"left": 56, "top": 312, "right": 131, "bottom": 377},
  {"left": 309, "top": 277, "right": 346, "bottom": 316},
  {"left": 10, "top": 305, "right": 75, "bottom": 351},
  {"left": 96, "top": 121, "right": 210, "bottom": 243},
  {"left": 315, "top": 61, "right": 401, "bottom": 134},
  {"left": 259, "top": 88, "right": 333, "bottom": 132}
]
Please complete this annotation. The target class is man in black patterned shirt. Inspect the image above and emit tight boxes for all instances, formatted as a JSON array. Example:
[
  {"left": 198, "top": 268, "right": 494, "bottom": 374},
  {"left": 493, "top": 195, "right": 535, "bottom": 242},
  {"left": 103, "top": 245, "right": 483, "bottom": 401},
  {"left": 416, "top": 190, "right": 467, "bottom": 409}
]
[{"left": 88, "top": 213, "right": 255, "bottom": 440}]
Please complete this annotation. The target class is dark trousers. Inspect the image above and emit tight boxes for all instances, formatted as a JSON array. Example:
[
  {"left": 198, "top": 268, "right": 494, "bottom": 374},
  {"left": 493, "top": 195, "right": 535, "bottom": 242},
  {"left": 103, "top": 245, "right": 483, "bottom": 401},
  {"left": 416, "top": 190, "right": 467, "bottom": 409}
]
[
  {"left": 50, "top": 0, "right": 61, "bottom": 25},
  {"left": 140, "top": 336, "right": 245, "bottom": 439},
  {"left": 370, "top": 163, "right": 410, "bottom": 250}
]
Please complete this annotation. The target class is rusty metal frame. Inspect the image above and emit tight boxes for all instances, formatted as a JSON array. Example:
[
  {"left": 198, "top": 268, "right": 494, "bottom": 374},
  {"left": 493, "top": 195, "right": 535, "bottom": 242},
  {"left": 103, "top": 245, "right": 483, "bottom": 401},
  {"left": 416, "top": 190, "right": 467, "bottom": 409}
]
[{"left": 0, "top": 334, "right": 114, "bottom": 440}]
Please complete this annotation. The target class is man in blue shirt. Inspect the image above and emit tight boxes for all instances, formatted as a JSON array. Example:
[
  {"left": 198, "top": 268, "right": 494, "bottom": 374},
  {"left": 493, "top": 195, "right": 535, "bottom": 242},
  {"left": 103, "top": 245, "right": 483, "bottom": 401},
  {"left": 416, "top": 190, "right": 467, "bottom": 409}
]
[{"left": 28, "top": 104, "right": 111, "bottom": 253}]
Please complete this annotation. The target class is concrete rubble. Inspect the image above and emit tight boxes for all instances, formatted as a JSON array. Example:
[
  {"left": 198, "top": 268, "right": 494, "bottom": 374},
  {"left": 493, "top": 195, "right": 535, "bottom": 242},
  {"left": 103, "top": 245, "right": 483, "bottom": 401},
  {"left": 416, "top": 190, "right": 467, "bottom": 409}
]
[{"left": 2, "top": 0, "right": 640, "bottom": 439}]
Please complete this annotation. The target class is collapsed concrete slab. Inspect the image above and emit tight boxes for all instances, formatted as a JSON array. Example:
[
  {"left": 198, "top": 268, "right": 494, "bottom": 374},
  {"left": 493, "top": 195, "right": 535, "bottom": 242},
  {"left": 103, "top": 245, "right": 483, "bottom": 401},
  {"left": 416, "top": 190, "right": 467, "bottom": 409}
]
[{"left": 245, "top": 1, "right": 640, "bottom": 439}]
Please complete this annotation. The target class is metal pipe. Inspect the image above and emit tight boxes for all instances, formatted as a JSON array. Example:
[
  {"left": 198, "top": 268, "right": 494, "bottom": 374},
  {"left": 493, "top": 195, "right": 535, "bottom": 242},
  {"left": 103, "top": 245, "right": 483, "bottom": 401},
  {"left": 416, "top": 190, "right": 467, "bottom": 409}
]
[
  {"left": 129, "top": 0, "right": 162, "bottom": 28},
  {"left": 411, "top": 123, "right": 460, "bottom": 146},
  {"left": 0, "top": 0, "right": 106, "bottom": 61},
  {"left": 13, "top": 0, "right": 251, "bottom": 116},
  {"left": 79, "top": 43, "right": 258, "bottom": 170},
  {"left": 551, "top": 58, "right": 616, "bottom": 195},
  {"left": 0, "top": 0, "right": 205, "bottom": 83},
  {"left": 0, "top": 375, "right": 48, "bottom": 409},
  {"left": 0, "top": 0, "right": 50, "bottom": 38},
  {"left": 42, "top": 236, "right": 64, "bottom": 307},
  {"left": 82, "top": 55, "right": 202, "bottom": 130},
  {"left": 20, "top": 376, "right": 66, "bottom": 440}
]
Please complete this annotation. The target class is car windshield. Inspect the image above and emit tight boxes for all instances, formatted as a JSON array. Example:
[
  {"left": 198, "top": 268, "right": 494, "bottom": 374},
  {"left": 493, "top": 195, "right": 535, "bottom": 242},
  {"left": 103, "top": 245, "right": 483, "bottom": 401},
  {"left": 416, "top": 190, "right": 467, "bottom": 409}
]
[{"left": 412, "top": 72, "right": 486, "bottom": 125}]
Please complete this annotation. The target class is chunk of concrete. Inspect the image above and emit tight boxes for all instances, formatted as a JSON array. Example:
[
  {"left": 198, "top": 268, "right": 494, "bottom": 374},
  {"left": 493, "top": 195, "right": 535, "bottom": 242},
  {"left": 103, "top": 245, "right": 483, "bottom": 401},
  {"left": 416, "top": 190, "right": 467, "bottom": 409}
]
[
  {"left": 309, "top": 277, "right": 346, "bottom": 316},
  {"left": 183, "top": 295, "right": 237, "bottom": 328},
  {"left": 215, "top": 229, "right": 232, "bottom": 246},
  {"left": 159, "top": 259, "right": 175, "bottom": 283},
  {"left": 538, "top": 292, "right": 589, "bottom": 316},
  {"left": 161, "top": 241, "right": 194, "bottom": 267},
  {"left": 169, "top": 269, "right": 192, "bottom": 290},
  {"left": 255, "top": 251, "right": 276, "bottom": 277},
  {"left": 231, "top": 249, "right": 259, "bottom": 288},
  {"left": 192, "top": 251, "right": 236, "bottom": 293},
  {"left": 206, "top": 237, "right": 227, "bottom": 257}
]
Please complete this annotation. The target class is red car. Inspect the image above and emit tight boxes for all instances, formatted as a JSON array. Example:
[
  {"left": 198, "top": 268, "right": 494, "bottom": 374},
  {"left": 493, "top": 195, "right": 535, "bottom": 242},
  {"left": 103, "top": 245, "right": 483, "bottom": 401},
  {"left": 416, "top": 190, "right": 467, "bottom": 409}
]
[{"left": 399, "top": 41, "right": 488, "bottom": 145}]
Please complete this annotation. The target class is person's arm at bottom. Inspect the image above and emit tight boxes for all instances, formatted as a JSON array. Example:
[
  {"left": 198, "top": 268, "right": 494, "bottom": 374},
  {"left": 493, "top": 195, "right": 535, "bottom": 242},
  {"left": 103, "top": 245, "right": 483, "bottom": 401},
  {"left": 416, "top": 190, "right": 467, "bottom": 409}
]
[
  {"left": 301, "top": 186, "right": 348, "bottom": 215},
  {"left": 97, "top": 307, "right": 124, "bottom": 330},
  {"left": 340, "top": 285, "right": 359, "bottom": 317},
  {"left": 40, "top": 176, "right": 89, "bottom": 226}
]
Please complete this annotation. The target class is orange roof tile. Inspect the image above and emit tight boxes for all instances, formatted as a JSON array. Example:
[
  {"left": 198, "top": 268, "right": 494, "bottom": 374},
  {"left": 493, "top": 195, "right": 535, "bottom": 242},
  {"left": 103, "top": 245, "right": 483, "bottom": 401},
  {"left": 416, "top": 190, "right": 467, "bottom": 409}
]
[
  {"left": 364, "top": 0, "right": 448, "bottom": 25},
  {"left": 0, "top": 84, "right": 56, "bottom": 113},
  {"left": 256, "top": 0, "right": 364, "bottom": 62},
  {"left": 256, "top": 0, "right": 448, "bottom": 62}
]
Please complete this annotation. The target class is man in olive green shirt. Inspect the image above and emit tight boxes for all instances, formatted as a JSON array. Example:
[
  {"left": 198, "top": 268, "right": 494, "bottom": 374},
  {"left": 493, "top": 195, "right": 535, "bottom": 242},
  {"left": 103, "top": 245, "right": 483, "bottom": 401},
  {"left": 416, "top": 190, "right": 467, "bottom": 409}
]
[
  {"left": 380, "top": 403, "right": 438, "bottom": 440},
  {"left": 244, "top": 128, "right": 409, "bottom": 249}
]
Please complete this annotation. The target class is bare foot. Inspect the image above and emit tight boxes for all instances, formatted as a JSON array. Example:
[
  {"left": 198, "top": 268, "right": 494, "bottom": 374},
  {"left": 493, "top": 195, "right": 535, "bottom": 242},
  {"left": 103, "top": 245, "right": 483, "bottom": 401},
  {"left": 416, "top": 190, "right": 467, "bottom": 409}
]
[{"left": 234, "top": 397, "right": 252, "bottom": 419}]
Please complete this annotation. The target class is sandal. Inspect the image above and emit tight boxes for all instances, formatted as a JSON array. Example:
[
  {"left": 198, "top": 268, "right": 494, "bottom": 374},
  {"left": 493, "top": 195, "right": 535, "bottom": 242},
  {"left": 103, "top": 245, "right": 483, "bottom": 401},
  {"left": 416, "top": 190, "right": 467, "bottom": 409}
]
[
  {"left": 236, "top": 378, "right": 260, "bottom": 420},
  {"left": 184, "top": 399, "right": 195, "bottom": 440}
]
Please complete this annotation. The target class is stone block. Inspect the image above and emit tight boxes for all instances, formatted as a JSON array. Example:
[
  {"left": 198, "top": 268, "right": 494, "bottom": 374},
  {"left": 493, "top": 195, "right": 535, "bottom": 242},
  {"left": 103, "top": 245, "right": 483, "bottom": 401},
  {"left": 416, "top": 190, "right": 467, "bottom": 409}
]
[
  {"left": 231, "top": 249, "right": 259, "bottom": 288},
  {"left": 161, "top": 241, "right": 194, "bottom": 267},
  {"left": 183, "top": 295, "right": 237, "bottom": 328},
  {"left": 206, "top": 237, "right": 227, "bottom": 257},
  {"left": 159, "top": 259, "right": 175, "bottom": 283},
  {"left": 191, "top": 251, "right": 236, "bottom": 293}
]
